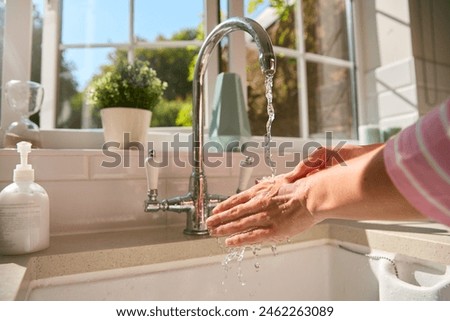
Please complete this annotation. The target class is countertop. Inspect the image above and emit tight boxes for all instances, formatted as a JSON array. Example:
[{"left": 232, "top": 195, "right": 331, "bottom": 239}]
[{"left": 1, "top": 219, "right": 449, "bottom": 300}]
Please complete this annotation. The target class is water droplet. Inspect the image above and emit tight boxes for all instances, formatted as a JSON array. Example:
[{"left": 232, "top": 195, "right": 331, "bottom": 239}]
[
  {"left": 254, "top": 262, "right": 260, "bottom": 270},
  {"left": 252, "top": 244, "right": 261, "bottom": 256},
  {"left": 221, "top": 247, "right": 249, "bottom": 287},
  {"left": 271, "top": 244, "right": 278, "bottom": 256}
]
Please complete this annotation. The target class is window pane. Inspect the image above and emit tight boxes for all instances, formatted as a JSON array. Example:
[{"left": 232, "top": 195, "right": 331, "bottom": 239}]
[
  {"left": 220, "top": 0, "right": 228, "bottom": 19},
  {"left": 32, "top": 0, "right": 44, "bottom": 84},
  {"left": 307, "top": 62, "right": 353, "bottom": 138},
  {"left": 135, "top": 0, "right": 203, "bottom": 42},
  {"left": 248, "top": 52, "right": 299, "bottom": 137},
  {"left": 61, "top": 0, "right": 129, "bottom": 44},
  {"left": 245, "top": 0, "right": 270, "bottom": 19},
  {"left": 57, "top": 44, "right": 198, "bottom": 129},
  {"left": 245, "top": 0, "right": 297, "bottom": 50},
  {"left": 303, "top": 0, "right": 349, "bottom": 60},
  {"left": 57, "top": 48, "right": 114, "bottom": 128},
  {"left": 133, "top": 48, "right": 198, "bottom": 127}
]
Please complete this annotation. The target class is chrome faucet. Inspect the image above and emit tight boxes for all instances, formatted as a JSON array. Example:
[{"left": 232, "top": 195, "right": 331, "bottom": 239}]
[{"left": 145, "top": 17, "right": 276, "bottom": 235}]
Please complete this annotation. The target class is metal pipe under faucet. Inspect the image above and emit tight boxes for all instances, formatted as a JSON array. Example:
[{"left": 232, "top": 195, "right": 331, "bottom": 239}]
[{"left": 145, "top": 17, "right": 276, "bottom": 236}]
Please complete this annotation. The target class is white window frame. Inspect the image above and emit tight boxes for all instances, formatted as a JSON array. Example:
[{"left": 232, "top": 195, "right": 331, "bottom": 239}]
[
  {"left": 40, "top": 0, "right": 219, "bottom": 130},
  {"left": 0, "top": 0, "right": 34, "bottom": 140},
  {"left": 1, "top": 0, "right": 359, "bottom": 148},
  {"left": 244, "top": 0, "right": 357, "bottom": 138}
]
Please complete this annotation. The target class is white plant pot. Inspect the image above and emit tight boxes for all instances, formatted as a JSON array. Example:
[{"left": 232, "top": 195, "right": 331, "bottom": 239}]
[{"left": 100, "top": 107, "right": 151, "bottom": 149}]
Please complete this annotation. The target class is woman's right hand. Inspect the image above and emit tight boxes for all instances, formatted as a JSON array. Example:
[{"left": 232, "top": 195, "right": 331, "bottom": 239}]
[{"left": 284, "top": 143, "right": 384, "bottom": 182}]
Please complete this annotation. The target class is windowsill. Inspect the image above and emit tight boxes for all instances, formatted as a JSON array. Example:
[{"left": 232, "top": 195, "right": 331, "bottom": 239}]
[
  {"left": 36, "top": 127, "right": 193, "bottom": 149},
  {"left": 3, "top": 128, "right": 358, "bottom": 151}
]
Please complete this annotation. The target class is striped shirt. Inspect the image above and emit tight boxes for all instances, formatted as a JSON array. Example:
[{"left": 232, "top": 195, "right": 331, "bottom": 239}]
[{"left": 384, "top": 98, "right": 450, "bottom": 226}]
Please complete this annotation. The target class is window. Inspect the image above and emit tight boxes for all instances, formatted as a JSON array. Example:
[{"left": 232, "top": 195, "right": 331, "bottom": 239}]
[
  {"left": 47, "top": 0, "right": 205, "bottom": 129},
  {"left": 240, "top": 0, "right": 357, "bottom": 138},
  {"left": 1, "top": 0, "right": 357, "bottom": 146}
]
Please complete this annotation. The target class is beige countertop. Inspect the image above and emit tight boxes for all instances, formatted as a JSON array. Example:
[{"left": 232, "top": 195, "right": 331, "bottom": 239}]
[{"left": 1, "top": 219, "right": 449, "bottom": 300}]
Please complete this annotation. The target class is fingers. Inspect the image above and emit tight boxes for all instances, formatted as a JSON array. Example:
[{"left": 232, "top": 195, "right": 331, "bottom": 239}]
[
  {"left": 206, "top": 175, "right": 294, "bottom": 247},
  {"left": 209, "top": 209, "right": 271, "bottom": 237},
  {"left": 224, "top": 228, "right": 273, "bottom": 247},
  {"left": 210, "top": 178, "right": 280, "bottom": 218},
  {"left": 207, "top": 192, "right": 272, "bottom": 229},
  {"left": 212, "top": 190, "right": 254, "bottom": 214},
  {"left": 284, "top": 147, "right": 326, "bottom": 182}
]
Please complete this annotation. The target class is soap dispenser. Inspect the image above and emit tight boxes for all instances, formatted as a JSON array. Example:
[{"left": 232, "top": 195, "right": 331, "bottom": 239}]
[{"left": 0, "top": 141, "right": 49, "bottom": 255}]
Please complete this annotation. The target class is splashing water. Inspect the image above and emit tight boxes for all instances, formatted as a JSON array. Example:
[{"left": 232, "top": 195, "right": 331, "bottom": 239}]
[
  {"left": 271, "top": 244, "right": 278, "bottom": 256},
  {"left": 222, "top": 247, "right": 246, "bottom": 268},
  {"left": 264, "top": 72, "right": 276, "bottom": 177},
  {"left": 220, "top": 243, "right": 281, "bottom": 287},
  {"left": 222, "top": 247, "right": 247, "bottom": 286},
  {"left": 221, "top": 244, "right": 264, "bottom": 286},
  {"left": 252, "top": 244, "right": 262, "bottom": 272}
]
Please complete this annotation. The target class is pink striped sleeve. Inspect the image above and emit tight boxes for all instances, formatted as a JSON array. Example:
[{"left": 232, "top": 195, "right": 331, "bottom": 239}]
[{"left": 384, "top": 98, "right": 450, "bottom": 226}]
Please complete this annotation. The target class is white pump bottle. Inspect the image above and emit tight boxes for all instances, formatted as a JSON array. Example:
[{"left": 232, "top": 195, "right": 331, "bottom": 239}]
[{"left": 0, "top": 141, "right": 49, "bottom": 255}]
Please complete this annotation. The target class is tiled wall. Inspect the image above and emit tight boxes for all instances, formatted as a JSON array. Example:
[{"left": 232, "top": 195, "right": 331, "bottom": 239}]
[
  {"left": 374, "top": 58, "right": 420, "bottom": 134},
  {"left": 358, "top": 0, "right": 450, "bottom": 142},
  {"left": 358, "top": 0, "right": 419, "bottom": 142},
  {"left": 0, "top": 147, "right": 296, "bottom": 235}
]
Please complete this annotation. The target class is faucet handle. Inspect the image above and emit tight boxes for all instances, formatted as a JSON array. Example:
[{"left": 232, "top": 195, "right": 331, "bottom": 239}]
[
  {"left": 236, "top": 156, "right": 255, "bottom": 193},
  {"left": 145, "top": 149, "right": 159, "bottom": 191}
]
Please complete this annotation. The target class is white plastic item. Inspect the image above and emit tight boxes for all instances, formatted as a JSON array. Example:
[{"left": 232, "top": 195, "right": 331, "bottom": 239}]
[
  {"left": 145, "top": 150, "right": 159, "bottom": 190},
  {"left": 237, "top": 156, "right": 254, "bottom": 193},
  {"left": 0, "top": 141, "right": 50, "bottom": 255}
]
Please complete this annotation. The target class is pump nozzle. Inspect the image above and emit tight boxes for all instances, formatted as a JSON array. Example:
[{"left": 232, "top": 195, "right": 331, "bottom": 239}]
[
  {"left": 17, "top": 141, "right": 32, "bottom": 168},
  {"left": 14, "top": 141, "right": 34, "bottom": 181}
]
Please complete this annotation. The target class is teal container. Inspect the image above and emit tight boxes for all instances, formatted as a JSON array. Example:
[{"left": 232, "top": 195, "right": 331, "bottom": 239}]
[{"left": 209, "top": 72, "right": 252, "bottom": 152}]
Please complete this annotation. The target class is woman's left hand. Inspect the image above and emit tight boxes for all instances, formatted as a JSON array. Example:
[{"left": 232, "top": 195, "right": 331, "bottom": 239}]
[{"left": 206, "top": 176, "right": 322, "bottom": 247}]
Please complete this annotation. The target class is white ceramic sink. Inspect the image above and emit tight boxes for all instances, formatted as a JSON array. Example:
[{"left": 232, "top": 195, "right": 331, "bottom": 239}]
[{"left": 24, "top": 241, "right": 450, "bottom": 301}]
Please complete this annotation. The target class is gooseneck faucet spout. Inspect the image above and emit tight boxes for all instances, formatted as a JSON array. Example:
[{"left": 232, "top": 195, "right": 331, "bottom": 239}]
[
  {"left": 193, "top": 17, "right": 276, "bottom": 175},
  {"left": 145, "top": 17, "right": 276, "bottom": 235}
]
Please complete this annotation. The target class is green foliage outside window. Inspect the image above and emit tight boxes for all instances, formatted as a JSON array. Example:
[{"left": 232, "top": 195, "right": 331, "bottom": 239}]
[{"left": 89, "top": 60, "right": 167, "bottom": 111}]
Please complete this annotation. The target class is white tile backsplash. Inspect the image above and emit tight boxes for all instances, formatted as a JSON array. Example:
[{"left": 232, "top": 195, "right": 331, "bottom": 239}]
[
  {"left": 165, "top": 178, "right": 190, "bottom": 200},
  {"left": 42, "top": 179, "right": 160, "bottom": 234},
  {"left": 35, "top": 155, "right": 89, "bottom": 181},
  {"left": 361, "top": 56, "right": 419, "bottom": 128},
  {"left": 0, "top": 142, "right": 329, "bottom": 235},
  {"left": 378, "top": 85, "right": 418, "bottom": 118},
  {"left": 0, "top": 149, "right": 273, "bottom": 235},
  {"left": 163, "top": 151, "right": 194, "bottom": 178},
  {"left": 90, "top": 151, "right": 146, "bottom": 180},
  {"left": 375, "top": 58, "right": 415, "bottom": 93},
  {"left": 0, "top": 155, "right": 17, "bottom": 182},
  {"left": 0, "top": 152, "right": 89, "bottom": 182},
  {"left": 379, "top": 112, "right": 419, "bottom": 132}
]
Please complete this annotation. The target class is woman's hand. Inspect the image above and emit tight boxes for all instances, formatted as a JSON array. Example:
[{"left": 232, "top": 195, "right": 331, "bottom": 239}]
[
  {"left": 284, "top": 143, "right": 383, "bottom": 182},
  {"left": 206, "top": 176, "right": 322, "bottom": 247},
  {"left": 206, "top": 143, "right": 384, "bottom": 247}
]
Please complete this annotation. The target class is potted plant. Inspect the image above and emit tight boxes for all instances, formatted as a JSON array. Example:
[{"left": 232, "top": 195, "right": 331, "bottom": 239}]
[{"left": 90, "top": 60, "right": 167, "bottom": 149}]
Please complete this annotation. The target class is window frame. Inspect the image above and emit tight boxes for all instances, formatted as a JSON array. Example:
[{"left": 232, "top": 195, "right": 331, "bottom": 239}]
[
  {"left": 41, "top": 0, "right": 218, "bottom": 130},
  {"left": 241, "top": 0, "right": 358, "bottom": 138},
  {"left": 0, "top": 0, "right": 34, "bottom": 138}
]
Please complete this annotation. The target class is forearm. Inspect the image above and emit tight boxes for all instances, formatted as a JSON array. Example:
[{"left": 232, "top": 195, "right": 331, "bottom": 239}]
[{"left": 305, "top": 145, "right": 426, "bottom": 222}]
